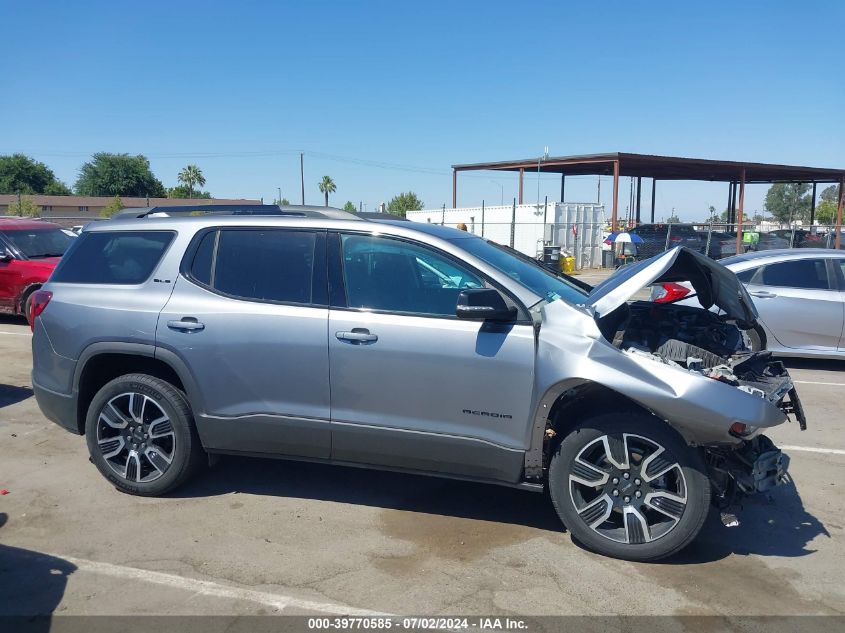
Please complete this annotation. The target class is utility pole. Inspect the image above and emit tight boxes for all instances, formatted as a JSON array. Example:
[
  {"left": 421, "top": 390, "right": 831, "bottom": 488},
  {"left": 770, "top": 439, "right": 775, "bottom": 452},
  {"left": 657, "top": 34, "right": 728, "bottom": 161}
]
[
  {"left": 300, "top": 153, "right": 305, "bottom": 205},
  {"left": 278, "top": 187, "right": 282, "bottom": 206},
  {"left": 597, "top": 177, "right": 601, "bottom": 205}
]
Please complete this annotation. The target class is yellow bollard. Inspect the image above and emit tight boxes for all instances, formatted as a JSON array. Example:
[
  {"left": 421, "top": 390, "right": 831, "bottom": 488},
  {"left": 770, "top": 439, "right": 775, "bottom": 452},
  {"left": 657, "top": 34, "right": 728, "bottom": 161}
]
[{"left": 561, "top": 256, "right": 576, "bottom": 275}]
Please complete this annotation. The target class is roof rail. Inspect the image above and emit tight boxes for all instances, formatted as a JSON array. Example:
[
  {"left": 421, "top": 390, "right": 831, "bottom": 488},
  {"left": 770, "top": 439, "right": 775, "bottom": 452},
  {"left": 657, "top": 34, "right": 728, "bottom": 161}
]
[{"left": 112, "top": 204, "right": 362, "bottom": 221}]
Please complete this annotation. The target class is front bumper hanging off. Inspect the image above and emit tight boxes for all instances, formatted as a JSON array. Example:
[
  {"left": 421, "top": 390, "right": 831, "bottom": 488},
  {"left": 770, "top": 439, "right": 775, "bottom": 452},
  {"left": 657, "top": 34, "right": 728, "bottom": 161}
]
[{"left": 706, "top": 434, "right": 793, "bottom": 509}]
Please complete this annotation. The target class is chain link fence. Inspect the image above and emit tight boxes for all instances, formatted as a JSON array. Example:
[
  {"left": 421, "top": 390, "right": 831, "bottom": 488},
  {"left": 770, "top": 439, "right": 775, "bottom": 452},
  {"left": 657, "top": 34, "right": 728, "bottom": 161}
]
[{"left": 414, "top": 214, "right": 844, "bottom": 270}]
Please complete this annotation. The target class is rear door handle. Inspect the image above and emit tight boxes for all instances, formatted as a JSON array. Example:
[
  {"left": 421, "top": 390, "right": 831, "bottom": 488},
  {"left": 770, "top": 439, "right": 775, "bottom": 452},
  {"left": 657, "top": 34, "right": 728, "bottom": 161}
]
[
  {"left": 167, "top": 318, "right": 205, "bottom": 332},
  {"left": 749, "top": 291, "right": 777, "bottom": 298},
  {"left": 335, "top": 329, "right": 378, "bottom": 344}
]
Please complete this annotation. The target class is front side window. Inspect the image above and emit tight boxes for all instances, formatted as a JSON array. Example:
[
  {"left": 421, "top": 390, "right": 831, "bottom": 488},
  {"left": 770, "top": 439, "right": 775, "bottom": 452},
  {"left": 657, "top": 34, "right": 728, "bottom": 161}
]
[
  {"left": 211, "top": 229, "right": 316, "bottom": 304},
  {"left": 51, "top": 231, "right": 174, "bottom": 284},
  {"left": 760, "top": 259, "right": 829, "bottom": 290},
  {"left": 341, "top": 234, "right": 483, "bottom": 316},
  {"left": 455, "top": 236, "right": 589, "bottom": 305},
  {"left": 0, "top": 228, "right": 74, "bottom": 259}
]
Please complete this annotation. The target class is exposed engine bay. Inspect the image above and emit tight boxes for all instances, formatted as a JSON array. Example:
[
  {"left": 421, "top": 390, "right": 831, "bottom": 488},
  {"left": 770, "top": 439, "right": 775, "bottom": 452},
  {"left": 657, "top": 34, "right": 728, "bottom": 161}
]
[
  {"left": 598, "top": 301, "right": 807, "bottom": 431},
  {"left": 596, "top": 299, "right": 806, "bottom": 521}
]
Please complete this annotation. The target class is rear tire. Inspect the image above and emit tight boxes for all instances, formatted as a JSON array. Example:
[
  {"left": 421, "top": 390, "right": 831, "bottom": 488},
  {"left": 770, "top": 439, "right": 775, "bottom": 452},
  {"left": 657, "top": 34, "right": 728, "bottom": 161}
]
[
  {"left": 549, "top": 413, "right": 710, "bottom": 561},
  {"left": 85, "top": 373, "right": 205, "bottom": 496}
]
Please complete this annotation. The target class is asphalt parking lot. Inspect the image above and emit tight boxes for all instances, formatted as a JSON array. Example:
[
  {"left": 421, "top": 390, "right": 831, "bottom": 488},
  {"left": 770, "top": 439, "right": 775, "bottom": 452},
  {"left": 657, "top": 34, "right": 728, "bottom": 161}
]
[{"left": 1, "top": 313, "right": 844, "bottom": 618}]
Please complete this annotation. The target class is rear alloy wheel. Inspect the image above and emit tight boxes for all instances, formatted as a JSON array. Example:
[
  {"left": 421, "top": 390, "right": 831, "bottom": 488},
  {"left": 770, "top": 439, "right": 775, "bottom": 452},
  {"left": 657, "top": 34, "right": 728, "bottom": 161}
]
[
  {"left": 86, "top": 374, "right": 204, "bottom": 496},
  {"left": 549, "top": 414, "right": 710, "bottom": 561},
  {"left": 746, "top": 327, "right": 765, "bottom": 352}
]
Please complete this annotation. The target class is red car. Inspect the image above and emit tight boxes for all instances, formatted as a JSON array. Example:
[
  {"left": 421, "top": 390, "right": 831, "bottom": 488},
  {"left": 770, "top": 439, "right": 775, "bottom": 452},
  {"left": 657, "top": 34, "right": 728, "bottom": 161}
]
[{"left": 0, "top": 218, "right": 75, "bottom": 323}]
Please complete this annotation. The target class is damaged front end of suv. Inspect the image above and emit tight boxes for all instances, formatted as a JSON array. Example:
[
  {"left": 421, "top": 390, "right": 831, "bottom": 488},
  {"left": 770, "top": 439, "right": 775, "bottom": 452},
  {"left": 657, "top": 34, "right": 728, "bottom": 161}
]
[{"left": 532, "top": 247, "right": 806, "bottom": 559}]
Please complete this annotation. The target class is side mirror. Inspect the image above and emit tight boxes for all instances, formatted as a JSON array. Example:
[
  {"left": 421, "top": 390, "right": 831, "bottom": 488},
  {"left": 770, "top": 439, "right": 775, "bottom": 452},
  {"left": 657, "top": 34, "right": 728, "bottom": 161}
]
[
  {"left": 0, "top": 248, "right": 11, "bottom": 262},
  {"left": 456, "top": 288, "right": 518, "bottom": 322}
]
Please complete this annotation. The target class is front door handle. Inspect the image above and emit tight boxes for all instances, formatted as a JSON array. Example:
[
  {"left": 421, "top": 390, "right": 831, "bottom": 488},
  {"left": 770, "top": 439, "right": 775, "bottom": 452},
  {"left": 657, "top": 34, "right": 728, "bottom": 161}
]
[
  {"left": 167, "top": 318, "right": 205, "bottom": 332},
  {"left": 335, "top": 329, "right": 378, "bottom": 344},
  {"left": 749, "top": 291, "right": 777, "bottom": 299}
]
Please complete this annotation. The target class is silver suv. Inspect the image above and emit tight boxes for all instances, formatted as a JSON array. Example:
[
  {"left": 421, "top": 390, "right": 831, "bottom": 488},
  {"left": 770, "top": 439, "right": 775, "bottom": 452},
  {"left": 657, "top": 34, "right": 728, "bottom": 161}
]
[{"left": 32, "top": 206, "right": 805, "bottom": 561}]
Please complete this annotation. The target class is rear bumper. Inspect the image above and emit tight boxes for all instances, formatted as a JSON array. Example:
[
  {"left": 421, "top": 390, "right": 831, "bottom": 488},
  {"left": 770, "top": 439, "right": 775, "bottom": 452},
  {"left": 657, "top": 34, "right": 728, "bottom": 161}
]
[{"left": 32, "top": 376, "right": 79, "bottom": 435}]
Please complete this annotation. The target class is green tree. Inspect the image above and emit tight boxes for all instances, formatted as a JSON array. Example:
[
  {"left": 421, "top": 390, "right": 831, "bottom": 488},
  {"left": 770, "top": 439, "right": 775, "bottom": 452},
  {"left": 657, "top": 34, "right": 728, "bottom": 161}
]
[
  {"left": 764, "top": 183, "right": 811, "bottom": 223},
  {"left": 0, "top": 154, "right": 71, "bottom": 195},
  {"left": 167, "top": 185, "right": 211, "bottom": 199},
  {"left": 386, "top": 192, "right": 424, "bottom": 218},
  {"left": 177, "top": 164, "right": 206, "bottom": 198},
  {"left": 815, "top": 200, "right": 837, "bottom": 225},
  {"left": 100, "top": 196, "right": 123, "bottom": 218},
  {"left": 666, "top": 213, "right": 681, "bottom": 223},
  {"left": 343, "top": 201, "right": 357, "bottom": 212},
  {"left": 7, "top": 196, "right": 40, "bottom": 217},
  {"left": 816, "top": 185, "right": 842, "bottom": 225},
  {"left": 820, "top": 185, "right": 840, "bottom": 205},
  {"left": 274, "top": 197, "right": 291, "bottom": 205},
  {"left": 75, "top": 153, "right": 166, "bottom": 197},
  {"left": 318, "top": 176, "right": 336, "bottom": 207}
]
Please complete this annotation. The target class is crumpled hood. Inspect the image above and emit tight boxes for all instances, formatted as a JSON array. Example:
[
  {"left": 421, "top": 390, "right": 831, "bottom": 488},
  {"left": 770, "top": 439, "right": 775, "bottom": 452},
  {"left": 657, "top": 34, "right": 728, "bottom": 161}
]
[{"left": 585, "top": 246, "right": 757, "bottom": 323}]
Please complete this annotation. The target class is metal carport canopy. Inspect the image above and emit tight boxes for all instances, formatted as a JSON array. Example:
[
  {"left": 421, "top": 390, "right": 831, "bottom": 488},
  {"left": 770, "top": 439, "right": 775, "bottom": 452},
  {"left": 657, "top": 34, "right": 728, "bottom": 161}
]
[{"left": 450, "top": 152, "right": 845, "bottom": 249}]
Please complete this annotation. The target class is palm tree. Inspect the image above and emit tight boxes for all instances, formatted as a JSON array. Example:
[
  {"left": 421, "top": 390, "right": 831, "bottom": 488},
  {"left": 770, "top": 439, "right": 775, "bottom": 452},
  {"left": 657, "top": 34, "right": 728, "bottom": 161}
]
[
  {"left": 318, "top": 176, "right": 336, "bottom": 207},
  {"left": 177, "top": 164, "right": 206, "bottom": 198}
]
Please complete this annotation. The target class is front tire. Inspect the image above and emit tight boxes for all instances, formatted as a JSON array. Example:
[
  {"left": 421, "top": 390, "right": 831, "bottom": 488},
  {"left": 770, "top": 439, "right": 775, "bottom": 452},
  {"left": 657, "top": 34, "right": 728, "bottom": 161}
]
[
  {"left": 85, "top": 374, "right": 205, "bottom": 496},
  {"left": 549, "top": 413, "right": 710, "bottom": 561}
]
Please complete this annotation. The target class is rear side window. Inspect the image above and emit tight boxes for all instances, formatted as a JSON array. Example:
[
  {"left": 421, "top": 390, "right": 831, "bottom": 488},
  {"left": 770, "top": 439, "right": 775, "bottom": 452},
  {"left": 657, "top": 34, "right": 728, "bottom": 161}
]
[
  {"left": 210, "top": 229, "right": 316, "bottom": 304},
  {"left": 760, "top": 259, "right": 829, "bottom": 290},
  {"left": 51, "top": 231, "right": 174, "bottom": 284},
  {"left": 734, "top": 267, "right": 758, "bottom": 283},
  {"left": 190, "top": 230, "right": 216, "bottom": 286}
]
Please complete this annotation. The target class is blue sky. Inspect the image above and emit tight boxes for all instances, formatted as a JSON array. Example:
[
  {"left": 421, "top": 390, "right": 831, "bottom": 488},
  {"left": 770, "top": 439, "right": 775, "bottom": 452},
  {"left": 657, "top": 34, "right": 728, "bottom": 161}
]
[{"left": 2, "top": 1, "right": 843, "bottom": 219}]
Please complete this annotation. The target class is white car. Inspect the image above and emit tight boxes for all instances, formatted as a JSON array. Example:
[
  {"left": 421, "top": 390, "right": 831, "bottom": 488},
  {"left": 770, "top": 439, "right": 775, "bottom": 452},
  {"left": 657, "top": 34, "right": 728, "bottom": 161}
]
[{"left": 652, "top": 248, "right": 845, "bottom": 359}]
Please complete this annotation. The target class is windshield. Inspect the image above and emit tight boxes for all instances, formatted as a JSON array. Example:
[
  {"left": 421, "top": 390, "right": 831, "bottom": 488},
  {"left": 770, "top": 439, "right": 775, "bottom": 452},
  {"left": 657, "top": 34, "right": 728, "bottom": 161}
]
[
  {"left": 1, "top": 228, "right": 75, "bottom": 258},
  {"left": 455, "top": 237, "right": 590, "bottom": 305}
]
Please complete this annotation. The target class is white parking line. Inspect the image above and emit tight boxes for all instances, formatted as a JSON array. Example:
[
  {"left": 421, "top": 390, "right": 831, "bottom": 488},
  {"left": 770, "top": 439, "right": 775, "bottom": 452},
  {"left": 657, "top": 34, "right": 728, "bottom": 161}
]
[
  {"left": 782, "top": 445, "right": 845, "bottom": 456},
  {"left": 793, "top": 380, "right": 845, "bottom": 387},
  {"left": 0, "top": 330, "right": 30, "bottom": 336},
  {"left": 55, "top": 554, "right": 389, "bottom": 616}
]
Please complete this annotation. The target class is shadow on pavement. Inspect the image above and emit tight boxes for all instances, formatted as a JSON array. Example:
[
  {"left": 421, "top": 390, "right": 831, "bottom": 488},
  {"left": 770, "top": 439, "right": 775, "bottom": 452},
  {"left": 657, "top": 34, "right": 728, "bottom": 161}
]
[
  {"left": 0, "top": 513, "right": 76, "bottom": 629},
  {"left": 174, "top": 455, "right": 564, "bottom": 532},
  {"left": 174, "top": 455, "right": 827, "bottom": 563},
  {"left": 0, "top": 385, "right": 34, "bottom": 408},
  {"left": 0, "top": 315, "right": 27, "bottom": 327},
  {"left": 661, "top": 477, "right": 829, "bottom": 565},
  {"left": 783, "top": 357, "right": 845, "bottom": 372}
]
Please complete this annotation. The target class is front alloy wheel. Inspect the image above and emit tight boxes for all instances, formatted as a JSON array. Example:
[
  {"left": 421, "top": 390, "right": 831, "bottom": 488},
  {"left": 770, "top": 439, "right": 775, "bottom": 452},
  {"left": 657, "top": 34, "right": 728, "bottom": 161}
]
[
  {"left": 568, "top": 434, "right": 687, "bottom": 545},
  {"left": 549, "top": 413, "right": 710, "bottom": 561}
]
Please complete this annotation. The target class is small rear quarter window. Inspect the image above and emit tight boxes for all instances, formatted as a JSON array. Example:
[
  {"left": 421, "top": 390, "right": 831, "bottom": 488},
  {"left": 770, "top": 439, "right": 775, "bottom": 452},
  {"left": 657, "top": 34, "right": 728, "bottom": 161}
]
[{"left": 51, "top": 231, "right": 175, "bottom": 284}]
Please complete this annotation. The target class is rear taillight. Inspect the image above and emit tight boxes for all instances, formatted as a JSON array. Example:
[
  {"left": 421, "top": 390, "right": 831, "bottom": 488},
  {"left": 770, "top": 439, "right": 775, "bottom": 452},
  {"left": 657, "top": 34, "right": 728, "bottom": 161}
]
[
  {"left": 670, "top": 235, "right": 682, "bottom": 241},
  {"left": 29, "top": 290, "right": 53, "bottom": 331},
  {"left": 651, "top": 282, "right": 691, "bottom": 304}
]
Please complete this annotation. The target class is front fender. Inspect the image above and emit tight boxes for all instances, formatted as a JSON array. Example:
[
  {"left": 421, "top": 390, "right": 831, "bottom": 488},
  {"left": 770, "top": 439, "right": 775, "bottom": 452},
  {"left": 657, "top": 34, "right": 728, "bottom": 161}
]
[{"left": 524, "top": 301, "right": 788, "bottom": 478}]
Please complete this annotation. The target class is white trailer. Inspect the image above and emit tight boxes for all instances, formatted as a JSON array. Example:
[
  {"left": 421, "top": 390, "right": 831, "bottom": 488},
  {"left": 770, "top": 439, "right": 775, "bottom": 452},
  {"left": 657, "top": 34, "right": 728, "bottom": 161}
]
[{"left": 406, "top": 202, "right": 606, "bottom": 269}]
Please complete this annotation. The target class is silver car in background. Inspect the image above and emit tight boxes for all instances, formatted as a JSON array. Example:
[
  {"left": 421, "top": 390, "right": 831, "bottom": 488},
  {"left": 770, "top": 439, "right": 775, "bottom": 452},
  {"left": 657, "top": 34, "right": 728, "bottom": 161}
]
[{"left": 653, "top": 249, "right": 845, "bottom": 359}]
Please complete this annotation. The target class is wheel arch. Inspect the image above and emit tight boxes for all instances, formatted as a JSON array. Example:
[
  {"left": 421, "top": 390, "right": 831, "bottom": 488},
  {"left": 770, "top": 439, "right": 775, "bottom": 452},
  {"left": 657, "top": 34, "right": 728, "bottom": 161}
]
[
  {"left": 73, "top": 344, "right": 201, "bottom": 435},
  {"left": 17, "top": 282, "right": 42, "bottom": 315},
  {"left": 525, "top": 379, "right": 685, "bottom": 481}
]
